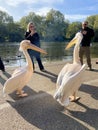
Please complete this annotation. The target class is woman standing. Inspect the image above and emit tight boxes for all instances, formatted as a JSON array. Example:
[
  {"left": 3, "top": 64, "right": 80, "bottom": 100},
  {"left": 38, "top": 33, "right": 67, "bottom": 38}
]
[{"left": 25, "top": 22, "right": 44, "bottom": 71}]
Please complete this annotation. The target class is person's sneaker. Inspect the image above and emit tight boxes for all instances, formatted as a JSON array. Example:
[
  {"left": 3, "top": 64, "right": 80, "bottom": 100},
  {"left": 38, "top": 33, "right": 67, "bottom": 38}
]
[
  {"left": 87, "top": 67, "right": 93, "bottom": 71},
  {"left": 40, "top": 68, "right": 45, "bottom": 72}
]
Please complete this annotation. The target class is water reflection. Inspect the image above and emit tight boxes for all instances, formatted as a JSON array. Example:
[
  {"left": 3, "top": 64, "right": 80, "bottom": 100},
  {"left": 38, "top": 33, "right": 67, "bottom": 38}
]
[{"left": 0, "top": 42, "right": 98, "bottom": 66}]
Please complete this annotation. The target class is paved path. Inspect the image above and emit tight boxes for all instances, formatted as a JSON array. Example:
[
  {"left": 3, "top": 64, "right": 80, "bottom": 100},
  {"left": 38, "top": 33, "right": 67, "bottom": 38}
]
[{"left": 0, "top": 59, "right": 98, "bottom": 130}]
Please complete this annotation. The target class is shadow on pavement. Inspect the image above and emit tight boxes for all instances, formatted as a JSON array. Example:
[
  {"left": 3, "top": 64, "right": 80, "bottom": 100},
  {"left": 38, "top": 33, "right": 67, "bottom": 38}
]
[
  {"left": 2, "top": 71, "right": 11, "bottom": 78},
  {"left": 86, "top": 68, "right": 98, "bottom": 72},
  {"left": 34, "top": 70, "right": 57, "bottom": 83},
  {"left": 68, "top": 101, "right": 98, "bottom": 129},
  {"left": 7, "top": 91, "right": 89, "bottom": 130},
  {"left": 0, "top": 75, "right": 6, "bottom": 85},
  {"left": 80, "top": 84, "right": 98, "bottom": 100}
]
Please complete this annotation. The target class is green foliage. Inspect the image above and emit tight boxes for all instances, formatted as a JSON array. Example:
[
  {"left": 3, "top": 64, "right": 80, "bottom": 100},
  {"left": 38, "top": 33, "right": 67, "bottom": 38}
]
[
  {"left": 0, "top": 10, "right": 13, "bottom": 24},
  {"left": 86, "top": 15, "right": 98, "bottom": 41},
  {"left": 0, "top": 9, "right": 98, "bottom": 42},
  {"left": 66, "top": 22, "right": 81, "bottom": 39},
  {"left": 43, "top": 9, "right": 68, "bottom": 41},
  {"left": 0, "top": 10, "right": 24, "bottom": 42}
]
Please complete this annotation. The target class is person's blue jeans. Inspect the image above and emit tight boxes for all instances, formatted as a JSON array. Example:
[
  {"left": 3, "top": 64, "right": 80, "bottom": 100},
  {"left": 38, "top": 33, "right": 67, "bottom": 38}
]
[{"left": 27, "top": 49, "right": 44, "bottom": 70}]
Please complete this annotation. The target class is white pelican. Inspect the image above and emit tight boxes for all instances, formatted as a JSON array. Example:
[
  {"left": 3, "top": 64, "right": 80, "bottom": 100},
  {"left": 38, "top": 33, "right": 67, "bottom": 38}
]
[
  {"left": 3, "top": 40, "right": 47, "bottom": 97},
  {"left": 54, "top": 32, "right": 86, "bottom": 106}
]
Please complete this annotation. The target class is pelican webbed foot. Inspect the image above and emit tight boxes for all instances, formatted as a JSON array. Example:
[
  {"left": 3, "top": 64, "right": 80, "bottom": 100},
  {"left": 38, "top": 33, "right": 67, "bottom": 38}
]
[
  {"left": 16, "top": 90, "right": 24, "bottom": 95},
  {"left": 18, "top": 93, "right": 28, "bottom": 97},
  {"left": 16, "top": 90, "right": 28, "bottom": 97},
  {"left": 69, "top": 96, "right": 80, "bottom": 102}
]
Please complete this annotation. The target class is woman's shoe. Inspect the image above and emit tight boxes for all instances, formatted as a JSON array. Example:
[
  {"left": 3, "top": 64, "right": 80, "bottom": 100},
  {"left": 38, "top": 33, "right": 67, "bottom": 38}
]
[
  {"left": 40, "top": 69, "right": 45, "bottom": 72},
  {"left": 96, "top": 61, "right": 98, "bottom": 64}
]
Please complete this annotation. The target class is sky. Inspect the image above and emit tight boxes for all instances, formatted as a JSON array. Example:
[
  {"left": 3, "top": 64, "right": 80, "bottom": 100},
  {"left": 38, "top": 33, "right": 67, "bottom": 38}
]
[{"left": 0, "top": 0, "right": 98, "bottom": 22}]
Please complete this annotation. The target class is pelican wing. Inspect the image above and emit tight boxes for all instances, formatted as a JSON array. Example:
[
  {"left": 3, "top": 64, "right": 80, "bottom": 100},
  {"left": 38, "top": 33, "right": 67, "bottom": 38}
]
[
  {"left": 54, "top": 64, "right": 86, "bottom": 106},
  {"left": 57, "top": 63, "right": 81, "bottom": 87},
  {"left": 3, "top": 69, "right": 32, "bottom": 94},
  {"left": 56, "top": 63, "right": 71, "bottom": 88},
  {"left": 12, "top": 66, "right": 27, "bottom": 77}
]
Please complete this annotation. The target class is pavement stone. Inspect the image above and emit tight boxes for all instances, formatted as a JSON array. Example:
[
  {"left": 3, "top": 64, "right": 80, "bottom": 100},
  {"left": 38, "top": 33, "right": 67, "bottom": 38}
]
[{"left": 0, "top": 58, "right": 98, "bottom": 130}]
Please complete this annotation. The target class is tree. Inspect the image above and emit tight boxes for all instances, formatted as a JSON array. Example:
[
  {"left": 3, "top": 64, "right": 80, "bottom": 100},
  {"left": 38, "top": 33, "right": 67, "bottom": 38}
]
[
  {"left": 7, "top": 23, "right": 24, "bottom": 42},
  {"left": 44, "top": 9, "right": 68, "bottom": 41},
  {"left": 0, "top": 10, "right": 14, "bottom": 42},
  {"left": 86, "top": 15, "right": 98, "bottom": 41},
  {"left": 66, "top": 22, "right": 81, "bottom": 39},
  {"left": 93, "top": 15, "right": 98, "bottom": 41},
  {"left": 0, "top": 10, "right": 13, "bottom": 24},
  {"left": 0, "top": 10, "right": 98, "bottom": 42}
]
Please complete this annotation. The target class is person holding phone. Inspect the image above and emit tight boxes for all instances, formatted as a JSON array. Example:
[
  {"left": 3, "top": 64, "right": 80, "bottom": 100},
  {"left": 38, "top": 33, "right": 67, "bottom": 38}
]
[{"left": 25, "top": 22, "right": 45, "bottom": 71}]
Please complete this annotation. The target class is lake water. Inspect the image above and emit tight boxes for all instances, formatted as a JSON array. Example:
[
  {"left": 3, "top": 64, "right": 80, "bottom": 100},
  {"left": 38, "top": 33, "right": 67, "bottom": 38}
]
[{"left": 0, "top": 41, "right": 98, "bottom": 67}]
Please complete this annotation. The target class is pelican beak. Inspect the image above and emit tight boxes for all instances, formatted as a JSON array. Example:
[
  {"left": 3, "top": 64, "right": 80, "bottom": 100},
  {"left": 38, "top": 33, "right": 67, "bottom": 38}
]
[
  {"left": 65, "top": 38, "right": 78, "bottom": 50},
  {"left": 29, "top": 43, "right": 47, "bottom": 55}
]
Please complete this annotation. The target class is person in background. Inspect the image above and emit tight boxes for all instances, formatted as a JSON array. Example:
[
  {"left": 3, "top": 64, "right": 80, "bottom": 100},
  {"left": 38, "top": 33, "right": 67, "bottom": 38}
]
[
  {"left": 79, "top": 21, "right": 95, "bottom": 70},
  {"left": 25, "top": 22, "right": 45, "bottom": 71}
]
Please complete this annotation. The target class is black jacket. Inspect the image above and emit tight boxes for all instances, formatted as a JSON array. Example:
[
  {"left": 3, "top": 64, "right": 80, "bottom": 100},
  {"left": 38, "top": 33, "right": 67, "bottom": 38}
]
[
  {"left": 81, "top": 27, "right": 94, "bottom": 46},
  {"left": 25, "top": 32, "right": 40, "bottom": 47}
]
